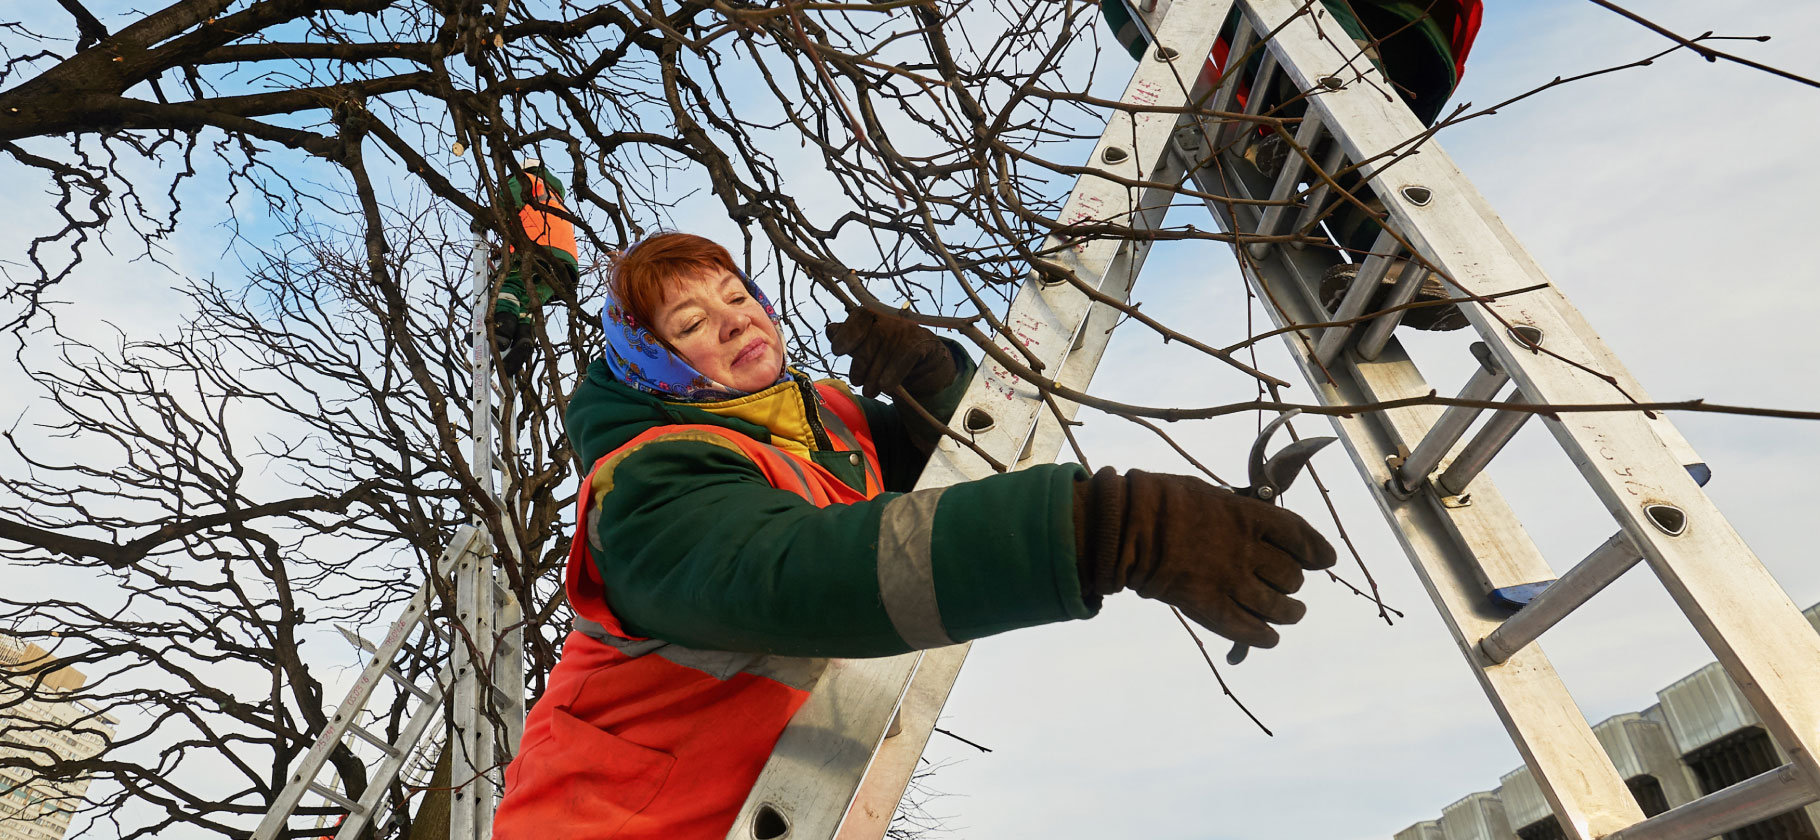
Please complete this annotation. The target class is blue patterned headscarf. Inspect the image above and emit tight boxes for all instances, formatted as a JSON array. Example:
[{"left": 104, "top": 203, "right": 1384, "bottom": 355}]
[{"left": 599, "top": 271, "right": 792, "bottom": 402}]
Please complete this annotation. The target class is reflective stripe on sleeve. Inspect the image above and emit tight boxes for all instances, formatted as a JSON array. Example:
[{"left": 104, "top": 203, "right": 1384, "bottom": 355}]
[{"left": 875, "top": 487, "right": 957, "bottom": 649}]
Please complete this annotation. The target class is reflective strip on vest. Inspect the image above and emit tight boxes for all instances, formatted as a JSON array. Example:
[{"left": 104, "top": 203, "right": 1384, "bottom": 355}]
[
  {"left": 816, "top": 396, "right": 884, "bottom": 494},
  {"left": 572, "top": 617, "right": 826, "bottom": 691}
]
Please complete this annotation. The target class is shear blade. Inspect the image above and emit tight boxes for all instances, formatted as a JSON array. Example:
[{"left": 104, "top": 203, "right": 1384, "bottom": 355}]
[
  {"left": 1246, "top": 410, "right": 1303, "bottom": 491},
  {"left": 1260, "top": 436, "right": 1338, "bottom": 497}
]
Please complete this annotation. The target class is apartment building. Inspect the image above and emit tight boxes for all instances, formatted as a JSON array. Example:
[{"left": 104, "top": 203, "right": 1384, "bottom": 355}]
[
  {"left": 0, "top": 635, "right": 116, "bottom": 840},
  {"left": 1396, "top": 602, "right": 1820, "bottom": 840}
]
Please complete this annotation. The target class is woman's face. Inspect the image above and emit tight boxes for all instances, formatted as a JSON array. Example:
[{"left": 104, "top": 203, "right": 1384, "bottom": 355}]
[{"left": 652, "top": 268, "right": 785, "bottom": 393}]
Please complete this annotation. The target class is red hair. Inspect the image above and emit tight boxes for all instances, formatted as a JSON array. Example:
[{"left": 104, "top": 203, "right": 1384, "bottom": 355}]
[{"left": 611, "top": 233, "right": 741, "bottom": 331}]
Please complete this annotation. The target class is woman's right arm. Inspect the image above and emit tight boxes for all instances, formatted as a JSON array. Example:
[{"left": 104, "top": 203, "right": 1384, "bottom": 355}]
[{"left": 586, "top": 436, "right": 1095, "bottom": 658}]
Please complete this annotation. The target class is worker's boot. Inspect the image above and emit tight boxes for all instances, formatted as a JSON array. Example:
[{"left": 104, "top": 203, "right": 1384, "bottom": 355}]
[
  {"left": 1319, "top": 261, "right": 1469, "bottom": 331},
  {"left": 1242, "top": 132, "right": 1291, "bottom": 181},
  {"left": 489, "top": 310, "right": 537, "bottom": 376}
]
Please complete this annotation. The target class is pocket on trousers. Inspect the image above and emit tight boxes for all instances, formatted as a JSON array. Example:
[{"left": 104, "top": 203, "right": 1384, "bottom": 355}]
[{"left": 503, "top": 707, "right": 676, "bottom": 838}]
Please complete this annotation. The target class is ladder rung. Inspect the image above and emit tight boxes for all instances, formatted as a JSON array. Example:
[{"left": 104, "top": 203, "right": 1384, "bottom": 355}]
[
  {"left": 1246, "top": 111, "right": 1325, "bottom": 259},
  {"left": 348, "top": 724, "right": 403, "bottom": 759},
  {"left": 1479, "top": 532, "right": 1640, "bottom": 664},
  {"left": 387, "top": 669, "right": 433, "bottom": 703},
  {"left": 1436, "top": 394, "right": 1533, "bottom": 495},
  {"left": 1605, "top": 763, "right": 1817, "bottom": 840},
  {"left": 1206, "top": 16, "right": 1253, "bottom": 117},
  {"left": 1440, "top": 403, "right": 1711, "bottom": 502},
  {"left": 306, "top": 781, "right": 365, "bottom": 815},
  {"left": 342, "top": 622, "right": 439, "bottom": 674},
  {"left": 1289, "top": 141, "right": 1349, "bottom": 250},
  {"left": 1221, "top": 49, "right": 1279, "bottom": 150},
  {"left": 1353, "top": 265, "right": 1432, "bottom": 361},
  {"left": 1313, "top": 226, "right": 1401, "bottom": 363},
  {"left": 1389, "top": 342, "right": 1514, "bottom": 496}
]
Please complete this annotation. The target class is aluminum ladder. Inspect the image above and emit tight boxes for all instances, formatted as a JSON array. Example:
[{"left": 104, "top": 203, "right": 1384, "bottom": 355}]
[
  {"left": 729, "top": 2, "right": 1820, "bottom": 839},
  {"left": 253, "top": 239, "right": 527, "bottom": 840},
  {"left": 729, "top": 0, "right": 1237, "bottom": 836}
]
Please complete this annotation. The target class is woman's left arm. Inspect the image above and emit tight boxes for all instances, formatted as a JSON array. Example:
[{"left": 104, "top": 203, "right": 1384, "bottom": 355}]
[
  {"left": 844, "top": 338, "right": 974, "bottom": 491},
  {"left": 826, "top": 310, "right": 980, "bottom": 491}
]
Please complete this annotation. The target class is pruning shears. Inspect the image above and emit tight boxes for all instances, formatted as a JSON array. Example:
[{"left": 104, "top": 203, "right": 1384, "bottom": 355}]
[{"left": 1226, "top": 409, "right": 1337, "bottom": 665}]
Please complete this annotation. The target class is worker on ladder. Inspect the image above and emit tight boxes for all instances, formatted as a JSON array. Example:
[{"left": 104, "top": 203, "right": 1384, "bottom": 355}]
[
  {"left": 491, "top": 159, "right": 581, "bottom": 376},
  {"left": 1102, "top": 0, "right": 1480, "bottom": 125},
  {"left": 491, "top": 232, "right": 1337, "bottom": 838},
  {"left": 1103, "top": 0, "right": 1482, "bottom": 329}
]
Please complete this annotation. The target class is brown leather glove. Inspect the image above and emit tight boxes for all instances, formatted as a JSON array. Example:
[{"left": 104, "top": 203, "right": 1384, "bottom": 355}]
[
  {"left": 826, "top": 308, "right": 958, "bottom": 399},
  {"left": 1074, "top": 467, "right": 1338, "bottom": 648}
]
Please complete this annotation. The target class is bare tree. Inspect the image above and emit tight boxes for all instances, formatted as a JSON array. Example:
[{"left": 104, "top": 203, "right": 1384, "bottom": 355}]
[{"left": 0, "top": 198, "right": 589, "bottom": 836}]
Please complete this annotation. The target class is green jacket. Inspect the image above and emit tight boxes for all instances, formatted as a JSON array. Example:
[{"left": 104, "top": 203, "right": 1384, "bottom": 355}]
[{"left": 565, "top": 341, "right": 1096, "bottom": 658}]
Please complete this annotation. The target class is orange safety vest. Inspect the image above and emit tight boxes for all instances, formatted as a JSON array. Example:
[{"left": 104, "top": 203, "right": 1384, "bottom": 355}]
[
  {"left": 493, "top": 383, "right": 882, "bottom": 840},
  {"left": 516, "top": 173, "right": 578, "bottom": 260}
]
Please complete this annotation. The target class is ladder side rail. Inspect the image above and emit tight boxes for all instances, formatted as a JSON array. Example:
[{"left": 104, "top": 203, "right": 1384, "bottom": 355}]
[
  {"left": 833, "top": 128, "right": 1184, "bottom": 840},
  {"left": 450, "top": 231, "right": 524, "bottom": 839},
  {"left": 449, "top": 536, "right": 499, "bottom": 840},
  {"left": 1448, "top": 172, "right": 1708, "bottom": 480},
  {"left": 830, "top": 650, "right": 964, "bottom": 840},
  {"left": 449, "top": 231, "right": 502, "bottom": 840},
  {"left": 1179, "top": 144, "right": 1644, "bottom": 839},
  {"left": 495, "top": 587, "right": 527, "bottom": 761},
  {"left": 1241, "top": 0, "right": 1820, "bottom": 791},
  {"left": 470, "top": 556, "right": 501, "bottom": 839},
  {"left": 725, "top": 3, "right": 1233, "bottom": 837},
  {"left": 466, "top": 237, "right": 499, "bottom": 499},
  {"left": 726, "top": 655, "right": 924, "bottom": 840},
  {"left": 487, "top": 401, "right": 529, "bottom": 768},
  {"left": 251, "top": 530, "right": 479, "bottom": 840}
]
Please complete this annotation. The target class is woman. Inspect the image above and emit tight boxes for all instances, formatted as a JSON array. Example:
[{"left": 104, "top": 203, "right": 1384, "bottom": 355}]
[{"left": 491, "top": 233, "right": 1335, "bottom": 839}]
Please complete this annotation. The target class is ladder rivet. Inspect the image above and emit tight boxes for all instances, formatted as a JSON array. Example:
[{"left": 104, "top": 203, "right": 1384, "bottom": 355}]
[
  {"left": 1029, "top": 265, "right": 1067, "bottom": 287},
  {"left": 1509, "top": 325, "right": 1544, "bottom": 347},
  {"left": 1401, "top": 185, "right": 1433, "bottom": 206},
  {"left": 1644, "top": 503, "right": 1687, "bottom": 536},
  {"left": 1101, "top": 145, "right": 1130, "bottom": 165},
  {"left": 1153, "top": 45, "right": 1179, "bottom": 61},
  {"left": 1319, "top": 75, "right": 1344, "bottom": 90},
  {"left": 753, "top": 803, "right": 790, "bottom": 840}
]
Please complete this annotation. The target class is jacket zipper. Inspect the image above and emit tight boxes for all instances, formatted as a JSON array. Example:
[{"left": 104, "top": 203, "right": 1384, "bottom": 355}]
[{"left": 797, "top": 378, "right": 834, "bottom": 452}]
